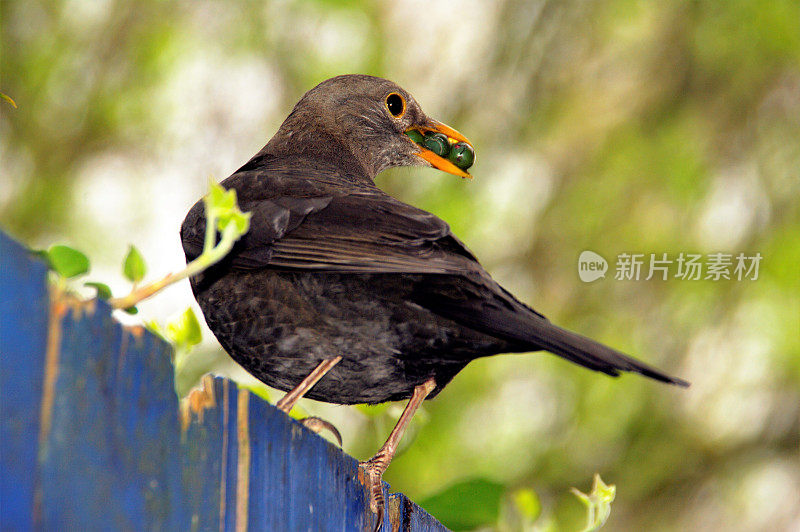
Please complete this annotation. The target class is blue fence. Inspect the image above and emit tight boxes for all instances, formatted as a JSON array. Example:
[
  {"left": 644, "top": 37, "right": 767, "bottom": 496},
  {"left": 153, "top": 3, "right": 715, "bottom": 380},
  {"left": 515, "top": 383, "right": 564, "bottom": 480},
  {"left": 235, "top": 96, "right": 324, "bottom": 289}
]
[{"left": 0, "top": 231, "right": 445, "bottom": 531}]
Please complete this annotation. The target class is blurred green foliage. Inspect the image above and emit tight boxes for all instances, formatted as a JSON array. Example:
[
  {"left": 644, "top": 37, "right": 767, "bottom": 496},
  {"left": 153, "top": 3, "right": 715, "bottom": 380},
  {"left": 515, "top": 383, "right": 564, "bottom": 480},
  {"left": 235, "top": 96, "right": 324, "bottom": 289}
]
[
  {"left": 419, "top": 478, "right": 506, "bottom": 530},
  {"left": 2, "top": 1, "right": 799, "bottom": 530}
]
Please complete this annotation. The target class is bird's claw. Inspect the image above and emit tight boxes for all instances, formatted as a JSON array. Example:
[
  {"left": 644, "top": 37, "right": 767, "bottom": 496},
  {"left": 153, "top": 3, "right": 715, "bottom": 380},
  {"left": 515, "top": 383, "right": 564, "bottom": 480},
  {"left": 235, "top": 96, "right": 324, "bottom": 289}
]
[
  {"left": 360, "top": 454, "right": 390, "bottom": 531},
  {"left": 299, "top": 416, "right": 343, "bottom": 447}
]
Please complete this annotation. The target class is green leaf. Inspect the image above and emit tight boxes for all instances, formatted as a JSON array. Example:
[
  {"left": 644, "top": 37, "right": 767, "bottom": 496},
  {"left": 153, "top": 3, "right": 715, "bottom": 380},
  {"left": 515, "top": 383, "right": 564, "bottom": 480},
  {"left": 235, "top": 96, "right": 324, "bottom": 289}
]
[
  {"left": 166, "top": 307, "right": 203, "bottom": 350},
  {"left": 123, "top": 245, "right": 147, "bottom": 283},
  {"left": 204, "top": 181, "right": 236, "bottom": 218},
  {"left": 418, "top": 478, "right": 505, "bottom": 531},
  {"left": 571, "top": 474, "right": 616, "bottom": 532},
  {"left": 123, "top": 306, "right": 139, "bottom": 315},
  {"left": 46, "top": 245, "right": 90, "bottom": 278},
  {"left": 204, "top": 181, "right": 251, "bottom": 238},
  {"left": 84, "top": 281, "right": 112, "bottom": 300},
  {"left": 218, "top": 209, "right": 251, "bottom": 236}
]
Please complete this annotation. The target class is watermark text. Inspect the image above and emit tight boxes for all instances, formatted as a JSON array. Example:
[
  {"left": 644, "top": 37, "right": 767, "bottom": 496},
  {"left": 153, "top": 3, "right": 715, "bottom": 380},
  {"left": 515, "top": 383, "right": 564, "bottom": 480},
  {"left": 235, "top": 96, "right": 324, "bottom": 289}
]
[{"left": 578, "top": 251, "right": 762, "bottom": 282}]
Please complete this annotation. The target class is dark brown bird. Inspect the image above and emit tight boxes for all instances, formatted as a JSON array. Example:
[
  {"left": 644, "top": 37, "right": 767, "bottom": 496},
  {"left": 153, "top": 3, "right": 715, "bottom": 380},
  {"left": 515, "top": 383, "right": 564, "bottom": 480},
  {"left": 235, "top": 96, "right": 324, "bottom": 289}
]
[{"left": 180, "top": 74, "right": 688, "bottom": 529}]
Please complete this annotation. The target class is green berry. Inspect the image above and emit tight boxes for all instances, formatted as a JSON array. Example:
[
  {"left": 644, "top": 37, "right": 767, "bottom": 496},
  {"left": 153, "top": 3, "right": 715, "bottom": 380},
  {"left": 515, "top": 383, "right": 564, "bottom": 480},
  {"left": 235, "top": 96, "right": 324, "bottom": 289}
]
[
  {"left": 405, "top": 130, "right": 425, "bottom": 144},
  {"left": 448, "top": 142, "right": 475, "bottom": 170},
  {"left": 422, "top": 132, "right": 450, "bottom": 157}
]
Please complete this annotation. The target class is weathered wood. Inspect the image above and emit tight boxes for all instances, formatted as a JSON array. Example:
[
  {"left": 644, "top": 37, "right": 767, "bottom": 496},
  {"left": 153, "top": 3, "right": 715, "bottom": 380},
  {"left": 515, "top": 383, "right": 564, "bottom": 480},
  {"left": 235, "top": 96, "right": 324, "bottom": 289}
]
[{"left": 0, "top": 231, "right": 445, "bottom": 531}]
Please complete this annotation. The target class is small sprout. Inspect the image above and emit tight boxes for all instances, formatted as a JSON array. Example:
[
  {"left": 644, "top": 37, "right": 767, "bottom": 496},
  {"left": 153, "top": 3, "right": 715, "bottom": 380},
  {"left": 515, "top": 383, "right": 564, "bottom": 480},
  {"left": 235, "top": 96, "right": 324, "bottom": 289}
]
[
  {"left": 166, "top": 307, "right": 203, "bottom": 394},
  {"left": 571, "top": 474, "right": 616, "bottom": 532},
  {"left": 45, "top": 245, "right": 90, "bottom": 279},
  {"left": 84, "top": 281, "right": 113, "bottom": 300},
  {"left": 205, "top": 181, "right": 237, "bottom": 219},
  {"left": 166, "top": 307, "right": 203, "bottom": 353},
  {"left": 109, "top": 180, "right": 251, "bottom": 311},
  {"left": 123, "top": 245, "right": 147, "bottom": 284},
  {"left": 218, "top": 207, "right": 250, "bottom": 236},
  {"left": 149, "top": 308, "right": 203, "bottom": 399},
  {"left": 204, "top": 181, "right": 251, "bottom": 241}
]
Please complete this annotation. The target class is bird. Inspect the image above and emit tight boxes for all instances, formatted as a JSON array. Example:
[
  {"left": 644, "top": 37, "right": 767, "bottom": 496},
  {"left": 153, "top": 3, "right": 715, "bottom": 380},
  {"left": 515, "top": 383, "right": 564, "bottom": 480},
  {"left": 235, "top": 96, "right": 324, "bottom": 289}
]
[{"left": 180, "top": 74, "right": 688, "bottom": 530}]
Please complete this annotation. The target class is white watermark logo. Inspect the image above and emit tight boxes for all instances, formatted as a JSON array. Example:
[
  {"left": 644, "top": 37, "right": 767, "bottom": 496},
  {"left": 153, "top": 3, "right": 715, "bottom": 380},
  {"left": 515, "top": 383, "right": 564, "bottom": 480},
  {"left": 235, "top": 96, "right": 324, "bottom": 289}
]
[
  {"left": 578, "top": 250, "right": 608, "bottom": 282},
  {"left": 578, "top": 251, "right": 762, "bottom": 282}
]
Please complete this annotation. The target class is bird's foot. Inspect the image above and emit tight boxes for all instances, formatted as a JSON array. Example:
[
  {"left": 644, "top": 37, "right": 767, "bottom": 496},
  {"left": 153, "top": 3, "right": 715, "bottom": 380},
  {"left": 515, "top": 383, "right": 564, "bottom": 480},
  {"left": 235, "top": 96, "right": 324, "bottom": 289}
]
[
  {"left": 359, "top": 450, "right": 392, "bottom": 531},
  {"left": 299, "top": 416, "right": 342, "bottom": 447},
  {"left": 357, "top": 379, "right": 436, "bottom": 531}
]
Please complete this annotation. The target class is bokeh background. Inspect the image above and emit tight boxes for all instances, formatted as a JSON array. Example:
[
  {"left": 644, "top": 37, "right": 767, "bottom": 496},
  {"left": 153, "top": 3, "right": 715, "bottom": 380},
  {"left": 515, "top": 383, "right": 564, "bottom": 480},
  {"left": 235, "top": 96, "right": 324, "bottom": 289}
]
[{"left": 2, "top": 0, "right": 799, "bottom": 530}]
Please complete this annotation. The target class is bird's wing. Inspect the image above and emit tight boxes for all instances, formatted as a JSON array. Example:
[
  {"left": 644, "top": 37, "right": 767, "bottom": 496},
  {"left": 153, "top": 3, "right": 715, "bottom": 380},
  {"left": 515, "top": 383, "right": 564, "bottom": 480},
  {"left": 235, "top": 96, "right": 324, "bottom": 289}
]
[{"left": 181, "top": 187, "right": 481, "bottom": 275}]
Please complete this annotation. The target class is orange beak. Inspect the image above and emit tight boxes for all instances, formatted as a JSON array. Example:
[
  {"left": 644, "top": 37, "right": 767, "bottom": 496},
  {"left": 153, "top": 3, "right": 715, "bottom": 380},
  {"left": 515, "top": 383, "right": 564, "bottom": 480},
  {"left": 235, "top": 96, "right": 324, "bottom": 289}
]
[{"left": 406, "top": 119, "right": 474, "bottom": 179}]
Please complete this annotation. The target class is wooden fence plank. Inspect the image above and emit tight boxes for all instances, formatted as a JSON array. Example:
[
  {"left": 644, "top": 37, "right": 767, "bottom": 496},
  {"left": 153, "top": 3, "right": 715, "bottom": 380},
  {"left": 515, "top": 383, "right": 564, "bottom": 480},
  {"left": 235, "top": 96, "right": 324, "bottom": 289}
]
[
  {"left": 0, "top": 231, "right": 446, "bottom": 531},
  {"left": 0, "top": 232, "right": 50, "bottom": 530}
]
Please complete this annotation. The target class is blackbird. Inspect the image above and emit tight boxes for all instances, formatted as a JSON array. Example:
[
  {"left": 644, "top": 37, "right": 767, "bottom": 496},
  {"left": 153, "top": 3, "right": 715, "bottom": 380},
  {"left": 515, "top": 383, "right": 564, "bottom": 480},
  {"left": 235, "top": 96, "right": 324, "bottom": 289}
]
[{"left": 181, "top": 74, "right": 688, "bottom": 528}]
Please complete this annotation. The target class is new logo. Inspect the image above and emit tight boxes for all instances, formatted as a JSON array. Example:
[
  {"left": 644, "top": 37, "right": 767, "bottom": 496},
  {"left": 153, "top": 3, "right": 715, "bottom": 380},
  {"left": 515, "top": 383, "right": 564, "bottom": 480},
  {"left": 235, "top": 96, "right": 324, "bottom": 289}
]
[{"left": 578, "top": 250, "right": 608, "bottom": 282}]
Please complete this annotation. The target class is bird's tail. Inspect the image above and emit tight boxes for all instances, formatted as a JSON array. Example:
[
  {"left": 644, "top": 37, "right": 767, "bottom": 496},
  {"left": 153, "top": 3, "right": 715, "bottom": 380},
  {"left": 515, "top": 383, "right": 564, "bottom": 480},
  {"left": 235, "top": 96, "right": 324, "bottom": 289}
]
[
  {"left": 414, "top": 281, "right": 688, "bottom": 386},
  {"left": 519, "top": 318, "right": 689, "bottom": 387}
]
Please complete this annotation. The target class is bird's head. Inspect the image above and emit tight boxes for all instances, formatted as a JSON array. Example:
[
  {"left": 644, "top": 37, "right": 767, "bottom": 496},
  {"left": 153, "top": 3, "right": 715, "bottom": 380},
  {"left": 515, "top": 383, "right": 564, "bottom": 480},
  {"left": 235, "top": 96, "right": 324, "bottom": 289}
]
[{"left": 268, "top": 74, "right": 474, "bottom": 180}]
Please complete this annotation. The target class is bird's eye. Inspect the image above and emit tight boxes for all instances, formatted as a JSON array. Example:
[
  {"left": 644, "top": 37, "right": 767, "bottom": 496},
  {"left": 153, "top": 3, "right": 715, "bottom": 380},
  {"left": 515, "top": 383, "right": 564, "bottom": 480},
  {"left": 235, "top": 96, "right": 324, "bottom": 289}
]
[{"left": 385, "top": 93, "right": 405, "bottom": 118}]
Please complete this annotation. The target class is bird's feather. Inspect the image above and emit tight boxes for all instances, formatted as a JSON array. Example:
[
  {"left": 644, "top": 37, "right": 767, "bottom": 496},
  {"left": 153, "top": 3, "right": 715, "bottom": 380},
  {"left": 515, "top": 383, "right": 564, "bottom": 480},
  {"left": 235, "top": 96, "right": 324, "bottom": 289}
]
[{"left": 182, "top": 174, "right": 481, "bottom": 275}]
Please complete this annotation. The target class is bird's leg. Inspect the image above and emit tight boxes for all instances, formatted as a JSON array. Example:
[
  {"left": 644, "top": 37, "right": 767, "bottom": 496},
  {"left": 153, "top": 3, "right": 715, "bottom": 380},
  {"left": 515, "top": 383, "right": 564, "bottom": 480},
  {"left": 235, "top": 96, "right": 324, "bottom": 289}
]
[
  {"left": 275, "top": 356, "right": 343, "bottom": 445},
  {"left": 275, "top": 356, "right": 342, "bottom": 412},
  {"left": 360, "top": 377, "right": 436, "bottom": 531}
]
